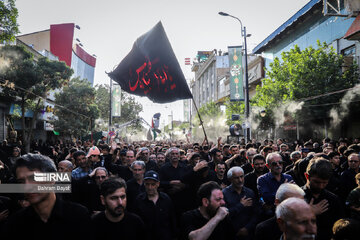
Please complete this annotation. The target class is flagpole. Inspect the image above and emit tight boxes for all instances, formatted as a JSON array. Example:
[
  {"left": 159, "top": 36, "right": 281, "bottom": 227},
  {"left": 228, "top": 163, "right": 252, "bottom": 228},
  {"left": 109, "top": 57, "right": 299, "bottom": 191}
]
[{"left": 192, "top": 97, "right": 208, "bottom": 145}]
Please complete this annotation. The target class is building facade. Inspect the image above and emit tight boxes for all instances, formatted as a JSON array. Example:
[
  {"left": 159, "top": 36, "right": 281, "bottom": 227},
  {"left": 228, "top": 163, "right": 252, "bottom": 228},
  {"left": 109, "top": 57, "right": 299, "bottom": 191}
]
[
  {"left": 1, "top": 23, "right": 96, "bottom": 142},
  {"left": 252, "top": 0, "right": 360, "bottom": 139}
]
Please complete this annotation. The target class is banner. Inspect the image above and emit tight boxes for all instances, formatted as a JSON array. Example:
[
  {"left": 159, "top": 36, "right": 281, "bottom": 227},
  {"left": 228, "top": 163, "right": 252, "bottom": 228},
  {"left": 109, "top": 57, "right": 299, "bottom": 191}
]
[
  {"left": 108, "top": 21, "right": 192, "bottom": 103},
  {"left": 228, "top": 46, "right": 244, "bottom": 101},
  {"left": 112, "top": 84, "right": 121, "bottom": 117}
]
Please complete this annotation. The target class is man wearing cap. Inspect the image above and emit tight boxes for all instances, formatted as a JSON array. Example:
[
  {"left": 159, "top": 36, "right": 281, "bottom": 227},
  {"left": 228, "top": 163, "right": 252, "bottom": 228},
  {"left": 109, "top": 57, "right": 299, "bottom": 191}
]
[
  {"left": 87, "top": 146, "right": 105, "bottom": 169},
  {"left": 134, "top": 170, "right": 177, "bottom": 240}
]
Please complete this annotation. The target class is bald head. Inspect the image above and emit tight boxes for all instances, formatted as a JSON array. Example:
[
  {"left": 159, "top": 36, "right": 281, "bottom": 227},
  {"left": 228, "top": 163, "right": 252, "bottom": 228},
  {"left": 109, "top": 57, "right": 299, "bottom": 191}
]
[
  {"left": 58, "top": 160, "right": 73, "bottom": 172},
  {"left": 276, "top": 197, "right": 316, "bottom": 240}
]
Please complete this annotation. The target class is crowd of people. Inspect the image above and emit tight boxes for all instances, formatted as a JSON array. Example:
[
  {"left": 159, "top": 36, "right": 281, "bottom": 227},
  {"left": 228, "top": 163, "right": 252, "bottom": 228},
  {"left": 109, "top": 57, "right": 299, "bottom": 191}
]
[{"left": 0, "top": 135, "right": 360, "bottom": 239}]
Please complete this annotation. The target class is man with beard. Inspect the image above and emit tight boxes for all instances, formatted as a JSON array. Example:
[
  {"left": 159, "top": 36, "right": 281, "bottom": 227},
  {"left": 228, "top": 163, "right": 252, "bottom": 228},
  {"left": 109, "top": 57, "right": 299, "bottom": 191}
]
[
  {"left": 276, "top": 197, "right": 317, "bottom": 240},
  {"left": 3, "top": 154, "right": 92, "bottom": 239},
  {"left": 302, "top": 158, "right": 344, "bottom": 240},
  {"left": 245, "top": 154, "right": 268, "bottom": 199},
  {"left": 180, "top": 181, "right": 236, "bottom": 240},
  {"left": 156, "top": 152, "right": 166, "bottom": 168},
  {"left": 92, "top": 178, "right": 146, "bottom": 239}
]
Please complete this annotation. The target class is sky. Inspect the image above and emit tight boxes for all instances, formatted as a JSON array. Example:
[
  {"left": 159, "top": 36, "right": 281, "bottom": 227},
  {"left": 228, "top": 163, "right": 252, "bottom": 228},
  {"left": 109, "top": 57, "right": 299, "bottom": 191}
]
[{"left": 15, "top": 0, "right": 309, "bottom": 126}]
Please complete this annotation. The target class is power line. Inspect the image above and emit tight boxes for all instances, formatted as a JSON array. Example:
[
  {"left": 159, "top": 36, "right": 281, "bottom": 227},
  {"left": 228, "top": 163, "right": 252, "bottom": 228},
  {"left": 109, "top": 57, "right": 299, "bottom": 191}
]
[
  {"left": 299, "top": 85, "right": 360, "bottom": 102},
  {"left": 303, "top": 99, "right": 360, "bottom": 107},
  {"left": 0, "top": 78, "right": 91, "bottom": 120}
]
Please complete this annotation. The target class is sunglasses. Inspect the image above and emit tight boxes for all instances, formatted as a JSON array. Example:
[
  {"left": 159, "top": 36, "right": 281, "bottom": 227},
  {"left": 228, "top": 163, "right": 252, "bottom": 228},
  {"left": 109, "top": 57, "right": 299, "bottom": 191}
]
[
  {"left": 349, "top": 160, "right": 359, "bottom": 163},
  {"left": 271, "top": 161, "right": 284, "bottom": 167},
  {"left": 95, "top": 176, "right": 107, "bottom": 180}
]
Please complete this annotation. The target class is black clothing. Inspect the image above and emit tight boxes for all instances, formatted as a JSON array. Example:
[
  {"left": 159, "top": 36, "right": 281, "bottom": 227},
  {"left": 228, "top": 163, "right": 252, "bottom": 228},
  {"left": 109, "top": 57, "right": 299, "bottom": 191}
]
[
  {"left": 2, "top": 197, "right": 92, "bottom": 239},
  {"left": 214, "top": 174, "right": 230, "bottom": 188},
  {"left": 302, "top": 185, "right": 344, "bottom": 240},
  {"left": 244, "top": 170, "right": 267, "bottom": 199},
  {"left": 255, "top": 216, "right": 281, "bottom": 240},
  {"left": 92, "top": 211, "right": 146, "bottom": 240},
  {"left": 182, "top": 166, "right": 217, "bottom": 210},
  {"left": 145, "top": 159, "right": 160, "bottom": 172},
  {"left": 134, "top": 192, "right": 177, "bottom": 240},
  {"left": 223, "top": 185, "right": 260, "bottom": 239},
  {"left": 241, "top": 162, "right": 254, "bottom": 175},
  {"left": 159, "top": 162, "right": 188, "bottom": 214},
  {"left": 126, "top": 178, "right": 145, "bottom": 213},
  {"left": 71, "top": 176, "right": 103, "bottom": 212},
  {"left": 180, "top": 208, "right": 236, "bottom": 240},
  {"left": 339, "top": 168, "right": 358, "bottom": 201},
  {"left": 104, "top": 157, "right": 133, "bottom": 181}
]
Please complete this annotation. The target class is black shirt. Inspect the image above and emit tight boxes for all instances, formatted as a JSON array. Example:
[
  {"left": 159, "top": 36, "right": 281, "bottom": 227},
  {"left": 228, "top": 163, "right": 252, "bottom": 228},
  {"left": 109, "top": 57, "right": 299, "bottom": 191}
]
[
  {"left": 104, "top": 159, "right": 133, "bottom": 181},
  {"left": 134, "top": 192, "right": 177, "bottom": 240},
  {"left": 180, "top": 208, "right": 236, "bottom": 240},
  {"left": 145, "top": 159, "right": 160, "bottom": 172},
  {"left": 126, "top": 178, "right": 145, "bottom": 212},
  {"left": 159, "top": 162, "right": 188, "bottom": 214},
  {"left": 2, "top": 197, "right": 92, "bottom": 240},
  {"left": 302, "top": 185, "right": 344, "bottom": 240},
  {"left": 92, "top": 211, "right": 146, "bottom": 240},
  {"left": 255, "top": 216, "right": 281, "bottom": 240},
  {"left": 339, "top": 168, "right": 358, "bottom": 201},
  {"left": 244, "top": 170, "right": 267, "bottom": 199}
]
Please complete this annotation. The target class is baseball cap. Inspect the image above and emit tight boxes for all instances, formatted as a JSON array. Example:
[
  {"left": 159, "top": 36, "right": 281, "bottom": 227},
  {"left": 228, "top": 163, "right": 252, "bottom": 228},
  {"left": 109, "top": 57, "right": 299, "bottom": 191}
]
[
  {"left": 143, "top": 170, "right": 160, "bottom": 182},
  {"left": 87, "top": 146, "right": 100, "bottom": 157}
]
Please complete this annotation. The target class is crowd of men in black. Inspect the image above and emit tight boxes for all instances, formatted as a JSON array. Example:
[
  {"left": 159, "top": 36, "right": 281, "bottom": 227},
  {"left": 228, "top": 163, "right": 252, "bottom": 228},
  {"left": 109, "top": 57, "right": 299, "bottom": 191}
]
[{"left": 0, "top": 136, "right": 360, "bottom": 239}]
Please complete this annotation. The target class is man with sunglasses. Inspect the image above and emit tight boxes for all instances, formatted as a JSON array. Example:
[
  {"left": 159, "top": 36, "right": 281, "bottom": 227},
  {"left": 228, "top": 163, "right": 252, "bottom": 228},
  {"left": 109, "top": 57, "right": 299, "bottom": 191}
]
[
  {"left": 257, "top": 153, "right": 293, "bottom": 208},
  {"left": 138, "top": 147, "right": 159, "bottom": 172}
]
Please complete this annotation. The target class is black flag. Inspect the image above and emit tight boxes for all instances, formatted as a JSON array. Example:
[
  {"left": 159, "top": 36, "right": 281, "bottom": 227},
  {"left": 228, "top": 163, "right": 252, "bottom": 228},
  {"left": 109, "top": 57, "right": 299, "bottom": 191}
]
[{"left": 108, "top": 22, "right": 193, "bottom": 103}]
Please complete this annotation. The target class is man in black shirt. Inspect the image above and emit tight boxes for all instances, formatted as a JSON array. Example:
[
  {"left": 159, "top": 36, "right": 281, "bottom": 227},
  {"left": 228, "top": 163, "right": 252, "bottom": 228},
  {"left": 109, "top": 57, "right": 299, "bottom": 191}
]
[
  {"left": 134, "top": 170, "right": 177, "bottom": 240},
  {"left": 126, "top": 161, "right": 146, "bottom": 212},
  {"left": 302, "top": 158, "right": 344, "bottom": 240},
  {"left": 2, "top": 153, "right": 92, "bottom": 239},
  {"left": 244, "top": 154, "right": 268, "bottom": 199},
  {"left": 181, "top": 181, "right": 236, "bottom": 240},
  {"left": 92, "top": 177, "right": 146, "bottom": 239},
  {"left": 159, "top": 147, "right": 187, "bottom": 216}
]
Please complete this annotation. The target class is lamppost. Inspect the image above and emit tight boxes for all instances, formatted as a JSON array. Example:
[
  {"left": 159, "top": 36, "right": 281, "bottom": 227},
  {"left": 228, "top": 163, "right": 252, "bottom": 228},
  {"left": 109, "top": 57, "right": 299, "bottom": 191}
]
[{"left": 219, "top": 11, "right": 251, "bottom": 142}]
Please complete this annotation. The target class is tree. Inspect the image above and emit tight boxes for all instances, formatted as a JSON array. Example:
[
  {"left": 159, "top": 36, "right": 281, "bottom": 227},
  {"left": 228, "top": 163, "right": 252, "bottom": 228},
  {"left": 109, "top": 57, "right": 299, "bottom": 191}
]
[
  {"left": 224, "top": 97, "right": 245, "bottom": 126},
  {"left": 53, "top": 77, "right": 99, "bottom": 138},
  {"left": 252, "top": 41, "right": 359, "bottom": 127},
  {"left": 0, "top": 0, "right": 19, "bottom": 42},
  {"left": 0, "top": 45, "right": 73, "bottom": 152},
  {"left": 94, "top": 84, "right": 110, "bottom": 121},
  {"left": 94, "top": 84, "right": 143, "bottom": 132}
]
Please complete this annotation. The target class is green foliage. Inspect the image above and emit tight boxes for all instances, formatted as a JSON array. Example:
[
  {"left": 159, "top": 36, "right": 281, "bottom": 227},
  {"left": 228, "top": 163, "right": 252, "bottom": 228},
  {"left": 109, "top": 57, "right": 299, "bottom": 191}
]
[
  {"left": 94, "top": 84, "right": 110, "bottom": 120},
  {"left": 252, "top": 41, "right": 359, "bottom": 121},
  {"left": 117, "top": 92, "right": 143, "bottom": 131},
  {"left": 0, "top": 0, "right": 19, "bottom": 42},
  {"left": 224, "top": 97, "right": 245, "bottom": 125},
  {"left": 94, "top": 84, "right": 143, "bottom": 132},
  {"left": 195, "top": 101, "right": 221, "bottom": 123},
  {"left": 53, "top": 77, "right": 99, "bottom": 137},
  {"left": 0, "top": 45, "right": 73, "bottom": 151}
]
